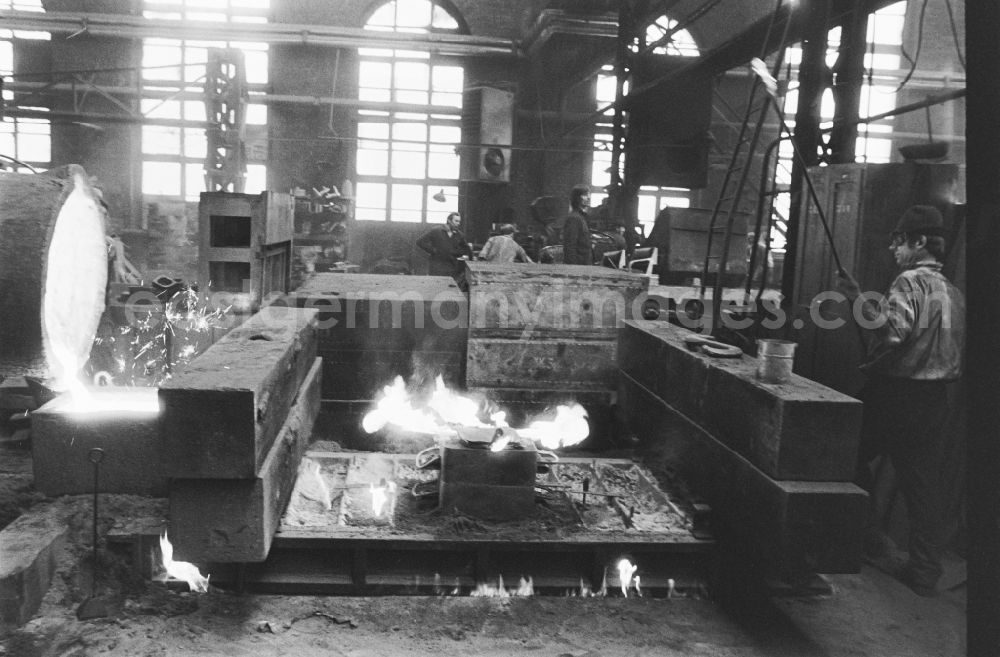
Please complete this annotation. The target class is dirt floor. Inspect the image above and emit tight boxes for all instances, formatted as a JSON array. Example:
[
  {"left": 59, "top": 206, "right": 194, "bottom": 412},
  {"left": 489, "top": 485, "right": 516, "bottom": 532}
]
[{"left": 0, "top": 440, "right": 966, "bottom": 657}]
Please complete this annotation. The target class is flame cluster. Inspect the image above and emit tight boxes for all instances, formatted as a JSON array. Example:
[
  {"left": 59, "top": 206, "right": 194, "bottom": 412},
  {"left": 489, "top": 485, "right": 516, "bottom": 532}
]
[{"left": 362, "top": 375, "right": 589, "bottom": 450}]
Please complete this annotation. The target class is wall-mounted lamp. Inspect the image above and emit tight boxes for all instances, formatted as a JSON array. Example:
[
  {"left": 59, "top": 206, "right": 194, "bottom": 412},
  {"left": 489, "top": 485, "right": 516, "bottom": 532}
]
[{"left": 432, "top": 189, "right": 468, "bottom": 203}]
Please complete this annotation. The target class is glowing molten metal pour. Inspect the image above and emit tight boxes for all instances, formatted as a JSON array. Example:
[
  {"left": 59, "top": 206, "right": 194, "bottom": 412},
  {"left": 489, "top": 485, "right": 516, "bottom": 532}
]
[{"left": 159, "top": 532, "right": 210, "bottom": 593}]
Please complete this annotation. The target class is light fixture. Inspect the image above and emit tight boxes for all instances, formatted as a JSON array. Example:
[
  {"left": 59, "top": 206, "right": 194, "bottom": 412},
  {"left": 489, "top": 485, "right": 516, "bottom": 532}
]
[{"left": 432, "top": 189, "right": 467, "bottom": 203}]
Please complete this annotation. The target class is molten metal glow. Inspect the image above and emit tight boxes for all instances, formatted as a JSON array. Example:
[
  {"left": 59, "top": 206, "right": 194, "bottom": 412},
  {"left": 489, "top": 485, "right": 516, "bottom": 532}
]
[
  {"left": 518, "top": 403, "right": 590, "bottom": 449},
  {"left": 617, "top": 558, "right": 638, "bottom": 598},
  {"left": 489, "top": 433, "right": 512, "bottom": 452},
  {"left": 159, "top": 532, "right": 210, "bottom": 593},
  {"left": 47, "top": 385, "right": 161, "bottom": 414}
]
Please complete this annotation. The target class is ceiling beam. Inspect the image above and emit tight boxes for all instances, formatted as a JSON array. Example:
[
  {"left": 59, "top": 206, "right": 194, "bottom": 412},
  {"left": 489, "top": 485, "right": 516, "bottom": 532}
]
[
  {"left": 623, "top": 0, "right": 899, "bottom": 109},
  {"left": 0, "top": 10, "right": 522, "bottom": 58}
]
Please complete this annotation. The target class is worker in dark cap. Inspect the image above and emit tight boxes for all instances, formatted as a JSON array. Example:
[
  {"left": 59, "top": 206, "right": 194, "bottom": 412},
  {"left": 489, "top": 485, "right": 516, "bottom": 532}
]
[
  {"left": 562, "top": 184, "right": 592, "bottom": 265},
  {"left": 837, "top": 204, "right": 965, "bottom": 597}
]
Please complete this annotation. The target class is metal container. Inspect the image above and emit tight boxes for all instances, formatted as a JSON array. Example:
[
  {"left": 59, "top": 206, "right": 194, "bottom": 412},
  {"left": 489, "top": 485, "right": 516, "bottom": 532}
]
[{"left": 756, "top": 339, "right": 796, "bottom": 384}]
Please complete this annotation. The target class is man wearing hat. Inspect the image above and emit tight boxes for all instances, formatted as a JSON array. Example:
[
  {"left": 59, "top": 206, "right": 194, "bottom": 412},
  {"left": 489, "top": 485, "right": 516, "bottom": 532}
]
[{"left": 838, "top": 204, "right": 965, "bottom": 597}]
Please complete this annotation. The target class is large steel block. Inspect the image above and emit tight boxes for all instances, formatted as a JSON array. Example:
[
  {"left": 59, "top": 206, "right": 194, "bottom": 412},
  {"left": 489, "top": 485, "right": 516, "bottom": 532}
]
[
  {"left": 31, "top": 387, "right": 164, "bottom": 496},
  {"left": 618, "top": 321, "right": 862, "bottom": 481},
  {"left": 286, "top": 273, "right": 468, "bottom": 401},
  {"left": 465, "top": 263, "right": 648, "bottom": 396},
  {"left": 619, "top": 373, "right": 866, "bottom": 574},
  {"left": 438, "top": 442, "right": 538, "bottom": 521},
  {"left": 160, "top": 306, "right": 318, "bottom": 479},
  {"left": 169, "top": 357, "right": 321, "bottom": 563}
]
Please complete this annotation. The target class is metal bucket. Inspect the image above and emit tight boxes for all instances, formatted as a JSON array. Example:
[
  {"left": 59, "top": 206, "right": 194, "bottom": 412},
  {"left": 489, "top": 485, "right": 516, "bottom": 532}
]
[{"left": 756, "top": 339, "right": 796, "bottom": 384}]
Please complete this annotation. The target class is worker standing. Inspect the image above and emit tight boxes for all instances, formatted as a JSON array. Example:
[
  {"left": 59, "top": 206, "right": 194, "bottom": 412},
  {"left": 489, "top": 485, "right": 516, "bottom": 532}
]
[
  {"left": 837, "top": 205, "right": 965, "bottom": 597},
  {"left": 479, "top": 224, "right": 533, "bottom": 264},
  {"left": 562, "top": 184, "right": 592, "bottom": 265},
  {"left": 416, "top": 212, "right": 471, "bottom": 278}
]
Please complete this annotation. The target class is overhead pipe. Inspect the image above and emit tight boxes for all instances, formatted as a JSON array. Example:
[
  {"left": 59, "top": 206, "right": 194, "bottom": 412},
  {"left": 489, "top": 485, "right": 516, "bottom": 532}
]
[{"left": 0, "top": 10, "right": 521, "bottom": 58}]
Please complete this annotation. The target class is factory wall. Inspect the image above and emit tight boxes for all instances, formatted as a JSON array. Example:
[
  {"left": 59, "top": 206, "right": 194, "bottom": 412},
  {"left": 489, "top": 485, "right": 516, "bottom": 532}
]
[{"left": 11, "top": 0, "right": 965, "bottom": 283}]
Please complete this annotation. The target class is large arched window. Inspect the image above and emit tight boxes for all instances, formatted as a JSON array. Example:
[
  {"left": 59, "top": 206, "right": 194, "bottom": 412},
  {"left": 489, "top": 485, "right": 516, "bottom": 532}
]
[
  {"left": 355, "top": 0, "right": 464, "bottom": 223},
  {"left": 141, "top": 0, "right": 269, "bottom": 200},
  {"left": 592, "top": 17, "right": 699, "bottom": 235}
]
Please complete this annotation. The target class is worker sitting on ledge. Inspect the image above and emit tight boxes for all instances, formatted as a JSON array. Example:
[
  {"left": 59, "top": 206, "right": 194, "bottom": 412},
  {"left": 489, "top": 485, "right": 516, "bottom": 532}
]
[{"left": 478, "top": 224, "right": 534, "bottom": 264}]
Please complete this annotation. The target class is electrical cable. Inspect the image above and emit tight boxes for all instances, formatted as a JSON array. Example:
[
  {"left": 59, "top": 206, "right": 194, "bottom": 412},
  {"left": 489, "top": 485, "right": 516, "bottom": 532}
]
[
  {"left": 941, "top": 0, "right": 966, "bottom": 71},
  {"left": 895, "top": 0, "right": 929, "bottom": 92}
]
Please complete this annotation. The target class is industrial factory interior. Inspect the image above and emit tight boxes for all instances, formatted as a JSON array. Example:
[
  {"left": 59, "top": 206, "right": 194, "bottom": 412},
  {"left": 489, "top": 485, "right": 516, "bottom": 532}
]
[{"left": 0, "top": 0, "right": 995, "bottom": 655}]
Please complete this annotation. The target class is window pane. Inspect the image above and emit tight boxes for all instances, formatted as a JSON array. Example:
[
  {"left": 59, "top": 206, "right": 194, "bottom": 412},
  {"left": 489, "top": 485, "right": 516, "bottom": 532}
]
[
  {"left": 245, "top": 103, "right": 267, "bottom": 125},
  {"left": 395, "top": 0, "right": 432, "bottom": 29},
  {"left": 184, "top": 100, "right": 206, "bottom": 121},
  {"left": 432, "top": 65, "right": 463, "bottom": 92},
  {"left": 142, "top": 98, "right": 182, "bottom": 119},
  {"left": 360, "top": 87, "right": 392, "bottom": 103},
  {"left": 184, "top": 129, "right": 207, "bottom": 158},
  {"left": 396, "top": 89, "right": 428, "bottom": 105},
  {"left": 356, "top": 182, "right": 388, "bottom": 218},
  {"left": 244, "top": 50, "right": 269, "bottom": 84},
  {"left": 395, "top": 62, "right": 429, "bottom": 90},
  {"left": 142, "top": 125, "right": 181, "bottom": 155},
  {"left": 143, "top": 43, "right": 182, "bottom": 80},
  {"left": 391, "top": 183, "right": 423, "bottom": 213},
  {"left": 430, "top": 91, "right": 461, "bottom": 108},
  {"left": 357, "top": 148, "right": 389, "bottom": 175},
  {"left": 358, "top": 122, "right": 390, "bottom": 139},
  {"left": 427, "top": 150, "right": 458, "bottom": 179},
  {"left": 15, "top": 131, "right": 48, "bottom": 160},
  {"left": 184, "top": 163, "right": 204, "bottom": 201},
  {"left": 144, "top": 161, "right": 182, "bottom": 195},
  {"left": 245, "top": 163, "right": 267, "bottom": 193},
  {"left": 391, "top": 150, "right": 426, "bottom": 178},
  {"left": 392, "top": 122, "right": 427, "bottom": 142},
  {"left": 360, "top": 61, "right": 392, "bottom": 89},
  {"left": 429, "top": 125, "right": 460, "bottom": 144}
]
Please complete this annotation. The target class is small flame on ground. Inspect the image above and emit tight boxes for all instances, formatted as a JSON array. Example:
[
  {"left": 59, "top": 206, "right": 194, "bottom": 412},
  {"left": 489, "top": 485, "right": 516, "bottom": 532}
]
[
  {"left": 370, "top": 479, "right": 397, "bottom": 517},
  {"left": 471, "top": 575, "right": 534, "bottom": 598},
  {"left": 159, "top": 532, "right": 210, "bottom": 593},
  {"left": 617, "top": 558, "right": 639, "bottom": 598}
]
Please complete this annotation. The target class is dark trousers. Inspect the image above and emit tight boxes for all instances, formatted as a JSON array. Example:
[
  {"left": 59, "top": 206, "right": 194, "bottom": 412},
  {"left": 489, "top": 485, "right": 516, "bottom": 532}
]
[{"left": 857, "top": 375, "right": 948, "bottom": 586}]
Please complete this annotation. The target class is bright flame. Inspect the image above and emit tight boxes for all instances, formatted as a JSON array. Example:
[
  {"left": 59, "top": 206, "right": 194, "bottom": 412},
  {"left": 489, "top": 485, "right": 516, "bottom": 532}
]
[
  {"left": 617, "top": 558, "right": 638, "bottom": 598},
  {"left": 293, "top": 457, "right": 331, "bottom": 510},
  {"left": 518, "top": 403, "right": 590, "bottom": 449},
  {"left": 471, "top": 574, "right": 534, "bottom": 598},
  {"left": 370, "top": 479, "right": 397, "bottom": 518},
  {"left": 362, "top": 376, "right": 459, "bottom": 436},
  {"left": 159, "top": 532, "right": 210, "bottom": 593}
]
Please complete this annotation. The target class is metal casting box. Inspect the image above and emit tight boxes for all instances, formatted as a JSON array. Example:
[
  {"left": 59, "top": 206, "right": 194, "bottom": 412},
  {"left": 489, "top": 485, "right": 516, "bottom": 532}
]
[
  {"left": 31, "top": 387, "right": 165, "bottom": 496},
  {"left": 438, "top": 441, "right": 537, "bottom": 521}
]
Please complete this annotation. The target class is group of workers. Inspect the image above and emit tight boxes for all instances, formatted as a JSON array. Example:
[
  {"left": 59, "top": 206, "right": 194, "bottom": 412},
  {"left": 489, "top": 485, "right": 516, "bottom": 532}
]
[{"left": 415, "top": 183, "right": 595, "bottom": 278}]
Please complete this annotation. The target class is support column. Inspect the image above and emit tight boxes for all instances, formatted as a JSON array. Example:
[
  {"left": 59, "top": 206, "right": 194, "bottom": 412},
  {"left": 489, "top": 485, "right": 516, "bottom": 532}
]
[{"left": 780, "top": 0, "right": 830, "bottom": 304}]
